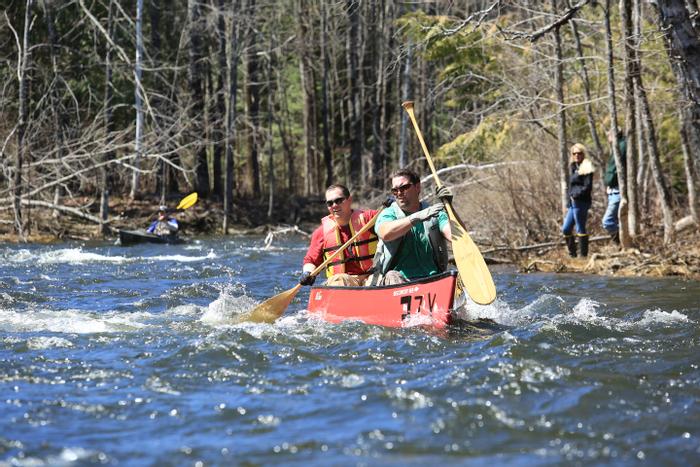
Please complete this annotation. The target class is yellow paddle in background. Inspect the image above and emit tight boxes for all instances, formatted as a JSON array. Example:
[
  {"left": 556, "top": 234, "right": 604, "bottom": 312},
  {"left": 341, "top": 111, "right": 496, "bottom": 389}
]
[
  {"left": 402, "top": 101, "right": 496, "bottom": 305},
  {"left": 238, "top": 207, "right": 385, "bottom": 324},
  {"left": 174, "top": 192, "right": 198, "bottom": 211}
]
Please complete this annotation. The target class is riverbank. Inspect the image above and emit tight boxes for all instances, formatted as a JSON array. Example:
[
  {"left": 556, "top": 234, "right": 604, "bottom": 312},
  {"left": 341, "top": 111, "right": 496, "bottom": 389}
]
[{"left": 518, "top": 227, "right": 700, "bottom": 281}]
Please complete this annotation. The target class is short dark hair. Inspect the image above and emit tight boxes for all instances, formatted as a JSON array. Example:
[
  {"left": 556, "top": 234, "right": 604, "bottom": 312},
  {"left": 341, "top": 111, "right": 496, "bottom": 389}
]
[
  {"left": 326, "top": 184, "right": 350, "bottom": 198},
  {"left": 390, "top": 168, "right": 420, "bottom": 184}
]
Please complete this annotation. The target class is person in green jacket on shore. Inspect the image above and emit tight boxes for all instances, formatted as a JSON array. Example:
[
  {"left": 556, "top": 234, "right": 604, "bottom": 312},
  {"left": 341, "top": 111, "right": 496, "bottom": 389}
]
[{"left": 602, "top": 130, "right": 626, "bottom": 244}]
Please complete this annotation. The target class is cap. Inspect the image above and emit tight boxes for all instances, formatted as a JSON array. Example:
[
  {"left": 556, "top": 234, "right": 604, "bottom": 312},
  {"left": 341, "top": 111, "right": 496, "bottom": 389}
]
[{"left": 158, "top": 205, "right": 167, "bottom": 212}]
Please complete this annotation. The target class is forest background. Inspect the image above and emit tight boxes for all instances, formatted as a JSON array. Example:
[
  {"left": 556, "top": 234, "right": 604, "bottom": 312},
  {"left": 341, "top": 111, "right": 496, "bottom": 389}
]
[{"left": 1, "top": 0, "right": 700, "bottom": 268}]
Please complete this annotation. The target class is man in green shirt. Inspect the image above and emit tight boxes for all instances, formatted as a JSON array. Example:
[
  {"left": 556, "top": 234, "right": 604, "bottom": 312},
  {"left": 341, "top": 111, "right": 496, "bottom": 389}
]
[{"left": 369, "top": 168, "right": 452, "bottom": 285}]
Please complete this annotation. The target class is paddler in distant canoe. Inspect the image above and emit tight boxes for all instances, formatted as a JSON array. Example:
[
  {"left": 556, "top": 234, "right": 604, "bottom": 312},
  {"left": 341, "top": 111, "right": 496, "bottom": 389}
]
[
  {"left": 147, "top": 205, "right": 179, "bottom": 237},
  {"left": 368, "top": 168, "right": 453, "bottom": 286},
  {"left": 299, "top": 184, "right": 379, "bottom": 287}
]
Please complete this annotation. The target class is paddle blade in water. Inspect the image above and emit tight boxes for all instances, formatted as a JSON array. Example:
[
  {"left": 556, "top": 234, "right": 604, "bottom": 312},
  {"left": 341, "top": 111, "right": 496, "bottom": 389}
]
[
  {"left": 176, "top": 192, "right": 198, "bottom": 210},
  {"left": 236, "top": 284, "right": 301, "bottom": 324},
  {"left": 447, "top": 206, "right": 496, "bottom": 305}
]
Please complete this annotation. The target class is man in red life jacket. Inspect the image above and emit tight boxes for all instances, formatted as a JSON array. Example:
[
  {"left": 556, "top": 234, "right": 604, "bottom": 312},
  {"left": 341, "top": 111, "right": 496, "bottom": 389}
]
[{"left": 299, "top": 184, "right": 379, "bottom": 287}]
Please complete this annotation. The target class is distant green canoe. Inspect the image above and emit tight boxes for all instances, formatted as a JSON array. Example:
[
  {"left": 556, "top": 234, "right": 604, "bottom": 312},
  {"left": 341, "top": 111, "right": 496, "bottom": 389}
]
[{"left": 117, "top": 229, "right": 183, "bottom": 246}]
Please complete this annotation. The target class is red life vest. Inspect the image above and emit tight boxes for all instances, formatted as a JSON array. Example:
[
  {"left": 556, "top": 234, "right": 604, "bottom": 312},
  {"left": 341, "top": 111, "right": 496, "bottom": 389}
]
[{"left": 322, "top": 210, "right": 378, "bottom": 277}]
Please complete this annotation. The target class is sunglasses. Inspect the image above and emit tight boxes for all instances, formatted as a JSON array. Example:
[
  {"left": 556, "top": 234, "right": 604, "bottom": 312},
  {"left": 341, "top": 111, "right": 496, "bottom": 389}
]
[
  {"left": 390, "top": 183, "right": 414, "bottom": 195},
  {"left": 325, "top": 197, "right": 346, "bottom": 207},
  {"left": 572, "top": 151, "right": 584, "bottom": 156}
]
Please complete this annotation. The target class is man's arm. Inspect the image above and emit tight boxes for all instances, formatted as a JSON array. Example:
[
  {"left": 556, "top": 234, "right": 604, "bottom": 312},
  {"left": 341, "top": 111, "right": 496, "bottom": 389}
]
[
  {"left": 377, "top": 217, "right": 413, "bottom": 242},
  {"left": 377, "top": 205, "right": 444, "bottom": 242},
  {"left": 438, "top": 211, "right": 451, "bottom": 242},
  {"left": 302, "top": 226, "right": 325, "bottom": 272}
]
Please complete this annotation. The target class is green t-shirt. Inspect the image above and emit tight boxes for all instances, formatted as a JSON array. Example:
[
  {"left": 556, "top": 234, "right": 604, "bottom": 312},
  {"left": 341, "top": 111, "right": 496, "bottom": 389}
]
[{"left": 375, "top": 204, "right": 448, "bottom": 280}]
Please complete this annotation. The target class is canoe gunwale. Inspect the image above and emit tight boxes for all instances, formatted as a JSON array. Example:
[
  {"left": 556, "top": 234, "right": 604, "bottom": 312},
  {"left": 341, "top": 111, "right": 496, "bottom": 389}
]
[{"left": 309, "top": 270, "right": 458, "bottom": 291}]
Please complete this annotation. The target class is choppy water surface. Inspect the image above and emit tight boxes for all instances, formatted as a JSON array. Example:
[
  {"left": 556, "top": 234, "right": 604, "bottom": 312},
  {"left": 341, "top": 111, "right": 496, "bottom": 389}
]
[{"left": 1, "top": 236, "right": 699, "bottom": 465}]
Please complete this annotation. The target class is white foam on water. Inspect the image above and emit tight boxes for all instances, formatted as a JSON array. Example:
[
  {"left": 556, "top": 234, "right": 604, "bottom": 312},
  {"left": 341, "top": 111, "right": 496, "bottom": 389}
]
[
  {"left": 144, "top": 376, "right": 181, "bottom": 395},
  {"left": 3, "top": 447, "right": 106, "bottom": 467},
  {"left": 402, "top": 312, "right": 438, "bottom": 328},
  {"left": 26, "top": 336, "right": 74, "bottom": 349},
  {"left": 3, "top": 247, "right": 217, "bottom": 266},
  {"left": 569, "top": 298, "right": 601, "bottom": 322},
  {"left": 0, "top": 292, "right": 14, "bottom": 303},
  {"left": 461, "top": 294, "right": 566, "bottom": 327},
  {"left": 5, "top": 248, "right": 129, "bottom": 265},
  {"left": 166, "top": 304, "right": 204, "bottom": 317},
  {"left": 635, "top": 309, "right": 689, "bottom": 327},
  {"left": 0, "top": 308, "right": 151, "bottom": 334},
  {"left": 147, "top": 249, "right": 217, "bottom": 262},
  {"left": 1, "top": 248, "right": 34, "bottom": 263},
  {"left": 340, "top": 374, "right": 365, "bottom": 388},
  {"left": 240, "top": 245, "right": 307, "bottom": 253},
  {"left": 519, "top": 359, "right": 571, "bottom": 383},
  {"left": 388, "top": 387, "right": 433, "bottom": 410},
  {"left": 199, "top": 289, "right": 259, "bottom": 325}
]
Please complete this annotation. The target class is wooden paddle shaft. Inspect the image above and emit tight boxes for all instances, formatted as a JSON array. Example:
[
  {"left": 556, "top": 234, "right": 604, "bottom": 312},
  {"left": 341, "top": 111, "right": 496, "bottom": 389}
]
[
  {"left": 401, "top": 101, "right": 443, "bottom": 188},
  {"left": 309, "top": 210, "right": 381, "bottom": 278}
]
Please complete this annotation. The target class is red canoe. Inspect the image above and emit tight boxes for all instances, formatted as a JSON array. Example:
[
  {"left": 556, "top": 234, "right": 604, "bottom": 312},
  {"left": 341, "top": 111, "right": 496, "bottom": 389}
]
[{"left": 307, "top": 271, "right": 459, "bottom": 328}]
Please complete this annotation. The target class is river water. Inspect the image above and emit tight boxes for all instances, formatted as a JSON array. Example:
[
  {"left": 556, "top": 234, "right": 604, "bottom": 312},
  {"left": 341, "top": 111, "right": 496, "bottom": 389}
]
[{"left": 0, "top": 236, "right": 698, "bottom": 465}]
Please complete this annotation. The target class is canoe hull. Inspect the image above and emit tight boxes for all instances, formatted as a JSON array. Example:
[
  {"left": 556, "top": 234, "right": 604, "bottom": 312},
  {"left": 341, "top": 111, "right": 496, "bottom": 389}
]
[
  {"left": 117, "top": 229, "right": 181, "bottom": 246},
  {"left": 307, "top": 271, "right": 458, "bottom": 328}
]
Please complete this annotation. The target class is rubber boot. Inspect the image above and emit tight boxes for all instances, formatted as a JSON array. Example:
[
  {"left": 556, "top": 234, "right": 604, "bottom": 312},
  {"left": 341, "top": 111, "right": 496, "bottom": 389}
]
[
  {"left": 611, "top": 231, "right": 620, "bottom": 245},
  {"left": 578, "top": 234, "right": 589, "bottom": 257},
  {"left": 565, "top": 235, "right": 577, "bottom": 258}
]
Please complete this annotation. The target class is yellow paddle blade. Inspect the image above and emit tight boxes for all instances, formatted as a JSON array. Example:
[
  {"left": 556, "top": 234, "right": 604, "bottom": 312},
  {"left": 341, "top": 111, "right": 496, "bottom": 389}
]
[
  {"left": 235, "top": 284, "right": 301, "bottom": 324},
  {"left": 176, "top": 192, "right": 198, "bottom": 210},
  {"left": 446, "top": 204, "right": 496, "bottom": 305}
]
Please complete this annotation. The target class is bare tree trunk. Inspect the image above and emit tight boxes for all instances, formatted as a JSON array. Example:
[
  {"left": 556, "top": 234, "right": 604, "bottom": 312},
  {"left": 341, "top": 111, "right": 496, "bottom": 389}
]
[
  {"left": 223, "top": 0, "right": 240, "bottom": 234},
  {"left": 42, "top": 0, "right": 67, "bottom": 220},
  {"left": 242, "top": 0, "right": 261, "bottom": 198},
  {"left": 266, "top": 36, "right": 275, "bottom": 220},
  {"left": 381, "top": 1, "right": 396, "bottom": 181},
  {"left": 100, "top": 0, "right": 116, "bottom": 237},
  {"left": 570, "top": 19, "right": 604, "bottom": 167},
  {"left": 552, "top": 0, "right": 569, "bottom": 216},
  {"left": 637, "top": 82, "right": 675, "bottom": 243},
  {"left": 369, "top": 0, "right": 386, "bottom": 189},
  {"left": 273, "top": 51, "right": 295, "bottom": 194},
  {"left": 604, "top": 0, "right": 631, "bottom": 248},
  {"left": 320, "top": 1, "right": 333, "bottom": 188},
  {"left": 347, "top": 0, "right": 362, "bottom": 185},
  {"left": 149, "top": 0, "right": 164, "bottom": 199},
  {"left": 680, "top": 109, "right": 699, "bottom": 223},
  {"left": 130, "top": 0, "right": 144, "bottom": 199},
  {"left": 398, "top": 41, "right": 412, "bottom": 169},
  {"left": 635, "top": 87, "right": 648, "bottom": 223},
  {"left": 188, "top": 0, "right": 210, "bottom": 196},
  {"left": 654, "top": 0, "right": 700, "bottom": 176},
  {"left": 298, "top": 0, "right": 316, "bottom": 195},
  {"left": 13, "top": 0, "right": 33, "bottom": 240},
  {"left": 212, "top": 0, "right": 227, "bottom": 199},
  {"left": 620, "top": 0, "right": 639, "bottom": 237}
]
